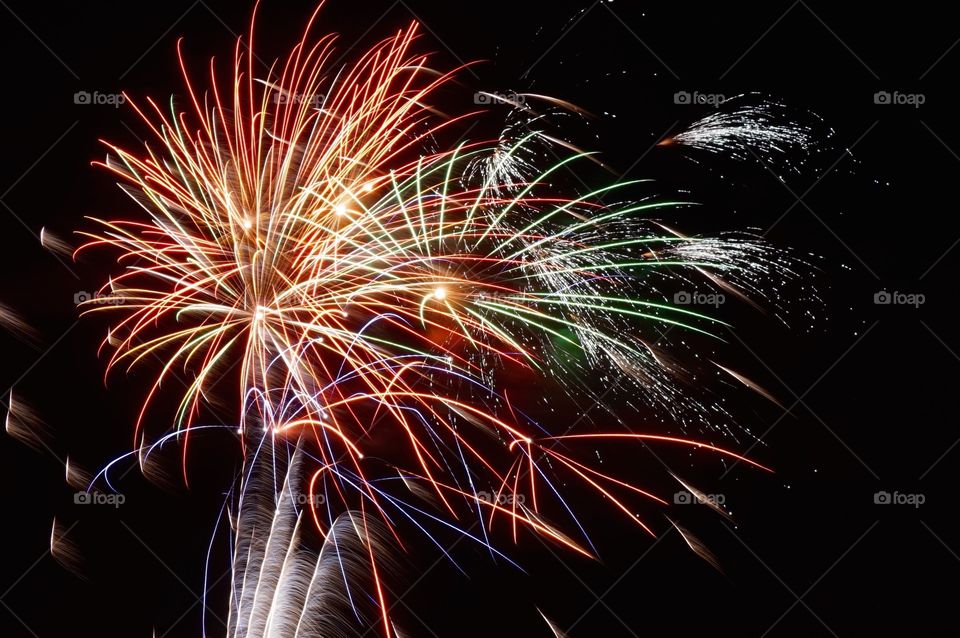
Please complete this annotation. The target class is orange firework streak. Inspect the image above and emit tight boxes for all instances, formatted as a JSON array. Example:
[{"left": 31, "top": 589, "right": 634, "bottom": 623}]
[{"left": 75, "top": 3, "right": 773, "bottom": 634}]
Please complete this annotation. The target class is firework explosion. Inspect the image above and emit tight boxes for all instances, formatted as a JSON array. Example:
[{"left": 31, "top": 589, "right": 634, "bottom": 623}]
[
  {"left": 659, "top": 95, "right": 832, "bottom": 175},
  {"left": 55, "top": 3, "right": 813, "bottom": 636}
]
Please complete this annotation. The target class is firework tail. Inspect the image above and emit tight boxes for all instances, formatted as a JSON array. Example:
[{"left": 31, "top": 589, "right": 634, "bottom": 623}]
[{"left": 226, "top": 436, "right": 402, "bottom": 638}]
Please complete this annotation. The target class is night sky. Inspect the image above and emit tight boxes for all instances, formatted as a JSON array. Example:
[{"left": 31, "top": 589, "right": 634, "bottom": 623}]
[{"left": 1, "top": 2, "right": 957, "bottom": 636}]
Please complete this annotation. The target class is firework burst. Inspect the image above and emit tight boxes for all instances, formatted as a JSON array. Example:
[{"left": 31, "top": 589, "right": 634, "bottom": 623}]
[{"left": 70, "top": 4, "right": 804, "bottom": 635}]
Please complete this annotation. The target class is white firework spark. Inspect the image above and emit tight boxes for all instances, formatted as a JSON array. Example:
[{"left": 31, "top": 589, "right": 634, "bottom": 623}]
[{"left": 662, "top": 96, "right": 829, "bottom": 171}]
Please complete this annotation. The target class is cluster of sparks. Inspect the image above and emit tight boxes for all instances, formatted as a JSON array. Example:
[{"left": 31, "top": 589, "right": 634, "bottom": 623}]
[
  {"left": 659, "top": 95, "right": 828, "bottom": 175},
  {"left": 62, "top": 4, "right": 804, "bottom": 636}
]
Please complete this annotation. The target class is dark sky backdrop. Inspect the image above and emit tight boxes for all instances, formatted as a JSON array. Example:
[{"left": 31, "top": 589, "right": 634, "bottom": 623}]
[{"left": 1, "top": 1, "right": 957, "bottom": 636}]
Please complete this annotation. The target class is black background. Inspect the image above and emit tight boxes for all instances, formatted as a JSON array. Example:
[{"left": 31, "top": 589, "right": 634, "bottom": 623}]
[{"left": 1, "top": 1, "right": 957, "bottom": 636}]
